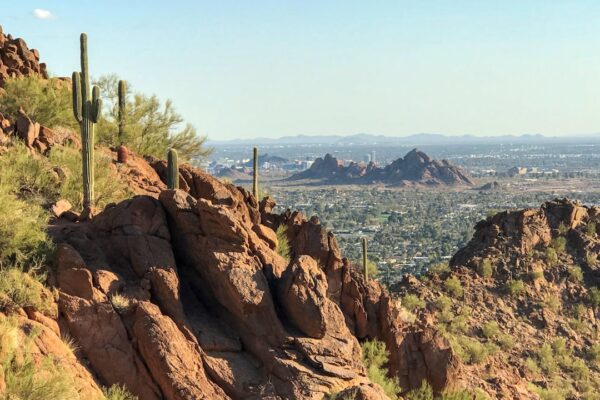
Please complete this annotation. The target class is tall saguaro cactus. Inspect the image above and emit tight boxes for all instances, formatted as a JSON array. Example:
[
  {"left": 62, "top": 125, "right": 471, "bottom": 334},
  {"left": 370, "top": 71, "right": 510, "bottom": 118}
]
[
  {"left": 252, "top": 146, "right": 259, "bottom": 198},
  {"left": 362, "top": 237, "right": 368, "bottom": 280},
  {"left": 72, "top": 33, "right": 101, "bottom": 213},
  {"left": 117, "top": 80, "right": 127, "bottom": 142},
  {"left": 167, "top": 148, "right": 179, "bottom": 189}
]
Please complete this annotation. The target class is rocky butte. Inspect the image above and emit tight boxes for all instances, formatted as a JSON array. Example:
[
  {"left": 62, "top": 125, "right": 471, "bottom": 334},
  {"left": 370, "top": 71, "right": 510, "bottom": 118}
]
[{"left": 288, "top": 149, "right": 475, "bottom": 186}]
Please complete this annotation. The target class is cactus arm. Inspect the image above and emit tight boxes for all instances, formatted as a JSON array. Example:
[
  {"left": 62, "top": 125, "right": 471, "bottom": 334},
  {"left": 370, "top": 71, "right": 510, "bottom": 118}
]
[
  {"left": 167, "top": 148, "right": 179, "bottom": 189},
  {"left": 80, "top": 33, "right": 90, "bottom": 103},
  {"left": 72, "top": 72, "right": 82, "bottom": 123},
  {"left": 91, "top": 86, "right": 101, "bottom": 123}
]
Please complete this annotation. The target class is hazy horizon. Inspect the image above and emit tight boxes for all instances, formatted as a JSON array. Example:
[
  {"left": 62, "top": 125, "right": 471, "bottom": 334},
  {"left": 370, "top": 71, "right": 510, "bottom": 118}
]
[{"left": 6, "top": 1, "right": 600, "bottom": 140}]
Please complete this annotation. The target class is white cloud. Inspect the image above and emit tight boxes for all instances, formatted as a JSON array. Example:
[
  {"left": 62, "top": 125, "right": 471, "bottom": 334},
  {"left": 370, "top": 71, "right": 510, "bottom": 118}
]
[{"left": 32, "top": 9, "right": 54, "bottom": 20}]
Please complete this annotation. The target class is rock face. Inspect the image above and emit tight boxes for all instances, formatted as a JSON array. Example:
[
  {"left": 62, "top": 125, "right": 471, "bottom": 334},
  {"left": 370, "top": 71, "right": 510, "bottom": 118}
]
[
  {"left": 288, "top": 149, "right": 474, "bottom": 186},
  {"left": 0, "top": 25, "right": 48, "bottom": 86},
  {"left": 44, "top": 159, "right": 460, "bottom": 399}
]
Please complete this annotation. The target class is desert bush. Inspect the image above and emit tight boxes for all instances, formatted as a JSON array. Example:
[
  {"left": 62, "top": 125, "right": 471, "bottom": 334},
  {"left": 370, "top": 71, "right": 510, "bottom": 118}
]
[
  {"left": 434, "top": 295, "right": 452, "bottom": 313},
  {"left": 537, "top": 343, "right": 557, "bottom": 374},
  {"left": 529, "top": 384, "right": 567, "bottom": 400},
  {"left": 275, "top": 225, "right": 291, "bottom": 263},
  {"left": 0, "top": 191, "right": 51, "bottom": 264},
  {"left": 453, "top": 336, "right": 492, "bottom": 364},
  {"left": 586, "top": 252, "right": 598, "bottom": 267},
  {"left": 0, "top": 267, "right": 54, "bottom": 316},
  {"left": 49, "top": 146, "right": 132, "bottom": 211},
  {"left": 545, "top": 248, "right": 558, "bottom": 265},
  {"left": 429, "top": 262, "right": 450, "bottom": 275},
  {"left": 497, "top": 333, "right": 515, "bottom": 350},
  {"left": 540, "top": 294, "right": 561, "bottom": 313},
  {"left": 361, "top": 340, "right": 401, "bottom": 399},
  {"left": 94, "top": 74, "right": 212, "bottom": 163},
  {"left": 109, "top": 294, "right": 132, "bottom": 314},
  {"left": 525, "top": 357, "right": 541, "bottom": 375},
  {"left": 103, "top": 385, "right": 138, "bottom": 400},
  {"left": 588, "top": 343, "right": 600, "bottom": 363},
  {"left": 586, "top": 222, "right": 596, "bottom": 236},
  {"left": 444, "top": 277, "right": 463, "bottom": 298},
  {"left": 0, "top": 316, "right": 80, "bottom": 400},
  {"left": 589, "top": 287, "right": 600, "bottom": 308},
  {"left": 407, "top": 381, "right": 488, "bottom": 400},
  {"left": 506, "top": 280, "right": 525, "bottom": 297},
  {"left": 477, "top": 259, "right": 493, "bottom": 278},
  {"left": 0, "top": 76, "right": 76, "bottom": 129},
  {"left": 530, "top": 269, "right": 544, "bottom": 281},
  {"left": 448, "top": 314, "right": 469, "bottom": 335},
  {"left": 568, "top": 266, "right": 584, "bottom": 283},
  {"left": 551, "top": 237, "right": 567, "bottom": 254},
  {"left": 402, "top": 294, "right": 425, "bottom": 312},
  {"left": 558, "top": 223, "right": 569, "bottom": 235},
  {"left": 481, "top": 321, "right": 500, "bottom": 339}
]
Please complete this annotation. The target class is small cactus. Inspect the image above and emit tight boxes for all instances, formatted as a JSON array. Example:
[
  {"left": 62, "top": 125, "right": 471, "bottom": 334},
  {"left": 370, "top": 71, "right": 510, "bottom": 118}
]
[
  {"left": 362, "top": 237, "right": 368, "bottom": 280},
  {"left": 167, "top": 148, "right": 179, "bottom": 189},
  {"left": 117, "top": 80, "right": 127, "bottom": 142},
  {"left": 252, "top": 147, "right": 258, "bottom": 198},
  {"left": 72, "top": 33, "right": 101, "bottom": 213}
]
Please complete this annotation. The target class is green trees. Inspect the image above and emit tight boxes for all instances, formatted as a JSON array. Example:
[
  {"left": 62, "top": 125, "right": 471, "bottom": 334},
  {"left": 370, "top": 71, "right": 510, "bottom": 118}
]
[
  {"left": 0, "top": 76, "right": 76, "bottom": 129},
  {"left": 93, "top": 74, "right": 212, "bottom": 163}
]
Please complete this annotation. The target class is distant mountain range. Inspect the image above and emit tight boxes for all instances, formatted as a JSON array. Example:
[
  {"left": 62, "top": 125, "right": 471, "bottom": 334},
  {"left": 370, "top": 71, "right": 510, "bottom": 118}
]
[
  {"left": 288, "top": 148, "right": 475, "bottom": 186},
  {"left": 209, "top": 132, "right": 599, "bottom": 146}
]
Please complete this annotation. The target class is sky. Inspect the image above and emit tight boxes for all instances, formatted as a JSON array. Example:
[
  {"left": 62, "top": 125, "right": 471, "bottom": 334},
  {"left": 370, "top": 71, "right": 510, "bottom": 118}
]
[{"left": 4, "top": 1, "right": 600, "bottom": 140}]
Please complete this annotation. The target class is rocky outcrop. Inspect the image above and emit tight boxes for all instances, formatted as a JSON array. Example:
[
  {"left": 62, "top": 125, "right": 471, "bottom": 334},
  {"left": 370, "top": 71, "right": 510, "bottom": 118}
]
[
  {"left": 45, "top": 165, "right": 386, "bottom": 399},
  {"left": 394, "top": 198, "right": 600, "bottom": 398},
  {"left": 0, "top": 25, "right": 48, "bottom": 86},
  {"left": 288, "top": 149, "right": 474, "bottom": 186}
]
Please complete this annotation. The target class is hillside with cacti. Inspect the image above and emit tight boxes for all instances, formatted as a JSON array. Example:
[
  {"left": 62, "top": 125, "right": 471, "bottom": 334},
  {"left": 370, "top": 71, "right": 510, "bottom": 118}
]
[{"left": 0, "top": 24, "right": 600, "bottom": 400}]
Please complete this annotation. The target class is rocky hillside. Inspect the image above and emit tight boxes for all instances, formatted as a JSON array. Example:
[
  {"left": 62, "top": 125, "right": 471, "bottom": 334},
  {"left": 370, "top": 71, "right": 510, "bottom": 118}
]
[
  {"left": 289, "top": 149, "right": 474, "bottom": 186},
  {"left": 393, "top": 199, "right": 600, "bottom": 399},
  {"left": 0, "top": 25, "right": 48, "bottom": 86}
]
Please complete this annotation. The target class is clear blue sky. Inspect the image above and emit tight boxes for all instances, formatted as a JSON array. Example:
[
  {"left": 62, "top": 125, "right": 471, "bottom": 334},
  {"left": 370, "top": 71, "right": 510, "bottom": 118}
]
[{"left": 4, "top": 1, "right": 600, "bottom": 140}]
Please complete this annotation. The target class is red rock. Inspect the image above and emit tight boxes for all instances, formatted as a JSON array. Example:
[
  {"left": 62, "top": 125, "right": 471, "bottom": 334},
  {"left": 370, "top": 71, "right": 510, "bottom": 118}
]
[{"left": 51, "top": 199, "right": 72, "bottom": 218}]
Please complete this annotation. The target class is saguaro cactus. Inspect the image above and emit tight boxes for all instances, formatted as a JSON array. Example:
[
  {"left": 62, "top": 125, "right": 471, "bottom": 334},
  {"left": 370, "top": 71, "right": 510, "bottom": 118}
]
[
  {"left": 167, "top": 148, "right": 179, "bottom": 189},
  {"left": 252, "top": 147, "right": 258, "bottom": 198},
  {"left": 117, "top": 80, "right": 127, "bottom": 142},
  {"left": 362, "top": 237, "right": 368, "bottom": 280},
  {"left": 72, "top": 33, "right": 101, "bottom": 213}
]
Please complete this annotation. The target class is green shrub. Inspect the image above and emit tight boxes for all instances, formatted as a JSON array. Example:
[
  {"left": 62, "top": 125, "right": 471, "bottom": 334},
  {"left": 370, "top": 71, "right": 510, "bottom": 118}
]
[
  {"left": 481, "top": 321, "right": 500, "bottom": 339},
  {"left": 402, "top": 294, "right": 425, "bottom": 312},
  {"left": 551, "top": 338, "right": 568, "bottom": 357},
  {"left": 429, "top": 262, "right": 450, "bottom": 275},
  {"left": 0, "top": 267, "right": 55, "bottom": 316},
  {"left": 0, "top": 317, "right": 80, "bottom": 400},
  {"left": 275, "top": 225, "right": 291, "bottom": 263},
  {"left": 454, "top": 336, "right": 491, "bottom": 364},
  {"left": 434, "top": 295, "right": 452, "bottom": 312},
  {"left": 586, "top": 222, "right": 596, "bottom": 236},
  {"left": 545, "top": 248, "right": 558, "bottom": 265},
  {"left": 407, "top": 381, "right": 488, "bottom": 400},
  {"left": 529, "top": 384, "right": 567, "bottom": 400},
  {"left": 558, "top": 223, "right": 569, "bottom": 235},
  {"left": 448, "top": 314, "right": 469, "bottom": 334},
  {"left": 103, "top": 385, "right": 138, "bottom": 400},
  {"left": 361, "top": 340, "right": 401, "bottom": 399},
  {"left": 525, "top": 357, "right": 541, "bottom": 375},
  {"left": 506, "top": 280, "right": 525, "bottom": 297},
  {"left": 588, "top": 343, "right": 600, "bottom": 363},
  {"left": 530, "top": 270, "right": 544, "bottom": 281},
  {"left": 477, "top": 259, "right": 493, "bottom": 278},
  {"left": 406, "top": 381, "right": 433, "bottom": 400},
  {"left": 0, "top": 76, "right": 76, "bottom": 129},
  {"left": 497, "top": 333, "right": 515, "bottom": 350},
  {"left": 568, "top": 266, "right": 583, "bottom": 283},
  {"left": 94, "top": 74, "right": 212, "bottom": 163},
  {"left": 537, "top": 343, "right": 557, "bottom": 374},
  {"left": 49, "top": 146, "right": 132, "bottom": 211},
  {"left": 551, "top": 237, "right": 567, "bottom": 254},
  {"left": 444, "top": 277, "right": 463, "bottom": 298},
  {"left": 540, "top": 295, "right": 561, "bottom": 313},
  {"left": 588, "top": 287, "right": 600, "bottom": 308},
  {"left": 586, "top": 252, "right": 598, "bottom": 267}
]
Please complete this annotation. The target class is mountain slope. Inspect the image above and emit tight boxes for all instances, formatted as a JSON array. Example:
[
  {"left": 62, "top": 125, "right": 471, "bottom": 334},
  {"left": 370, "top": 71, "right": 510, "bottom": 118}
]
[{"left": 393, "top": 199, "right": 600, "bottom": 399}]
